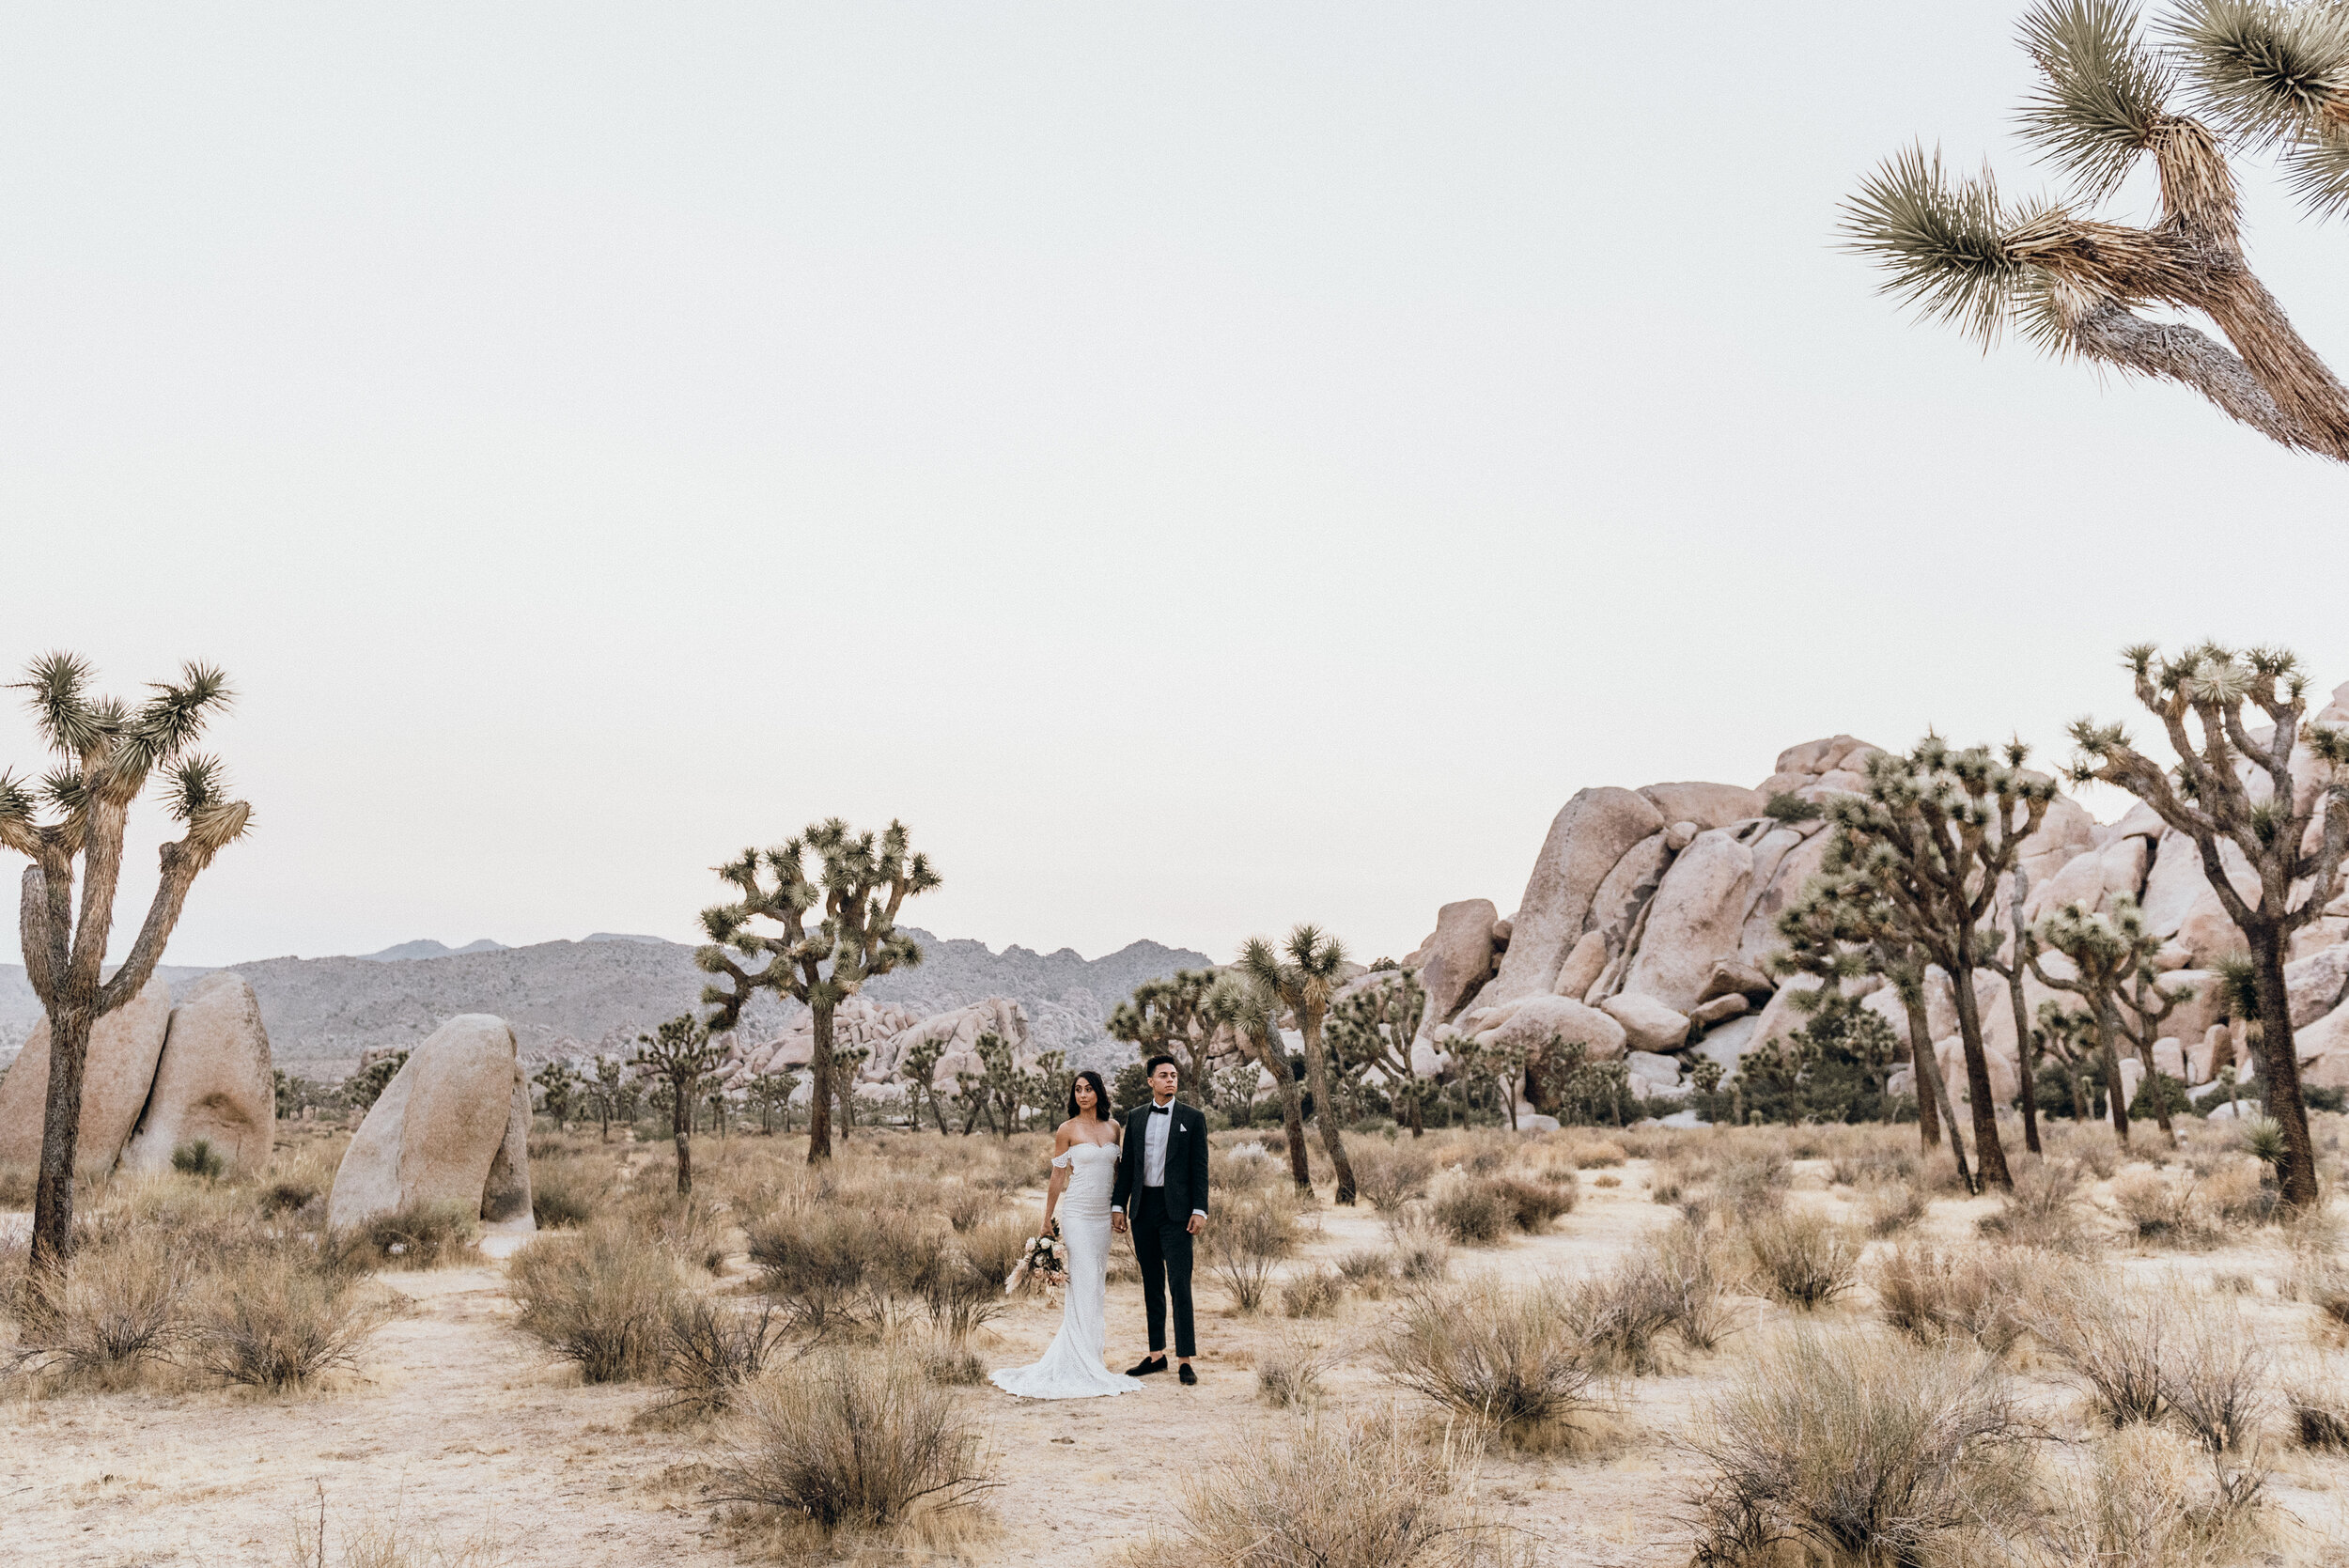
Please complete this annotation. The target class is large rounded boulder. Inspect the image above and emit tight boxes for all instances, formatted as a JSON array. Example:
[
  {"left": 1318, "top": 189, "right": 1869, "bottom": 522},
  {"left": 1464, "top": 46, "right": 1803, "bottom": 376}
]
[
  {"left": 328, "top": 1014, "right": 534, "bottom": 1234},
  {"left": 0, "top": 976, "right": 173, "bottom": 1173},
  {"left": 120, "top": 972, "right": 275, "bottom": 1176}
]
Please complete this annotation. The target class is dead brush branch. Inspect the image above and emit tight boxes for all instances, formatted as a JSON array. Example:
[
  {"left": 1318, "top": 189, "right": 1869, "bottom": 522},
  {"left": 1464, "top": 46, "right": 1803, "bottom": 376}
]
[{"left": 1688, "top": 1326, "right": 2028, "bottom": 1568}]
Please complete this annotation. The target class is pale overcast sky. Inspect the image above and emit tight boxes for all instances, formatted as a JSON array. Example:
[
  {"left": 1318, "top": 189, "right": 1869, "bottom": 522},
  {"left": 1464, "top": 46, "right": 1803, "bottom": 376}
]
[{"left": 0, "top": 5, "right": 2341, "bottom": 970}]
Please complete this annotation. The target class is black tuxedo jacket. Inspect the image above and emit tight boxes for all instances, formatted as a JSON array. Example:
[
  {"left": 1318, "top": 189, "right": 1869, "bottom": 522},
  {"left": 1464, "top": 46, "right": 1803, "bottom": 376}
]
[{"left": 1110, "top": 1098, "right": 1209, "bottom": 1222}]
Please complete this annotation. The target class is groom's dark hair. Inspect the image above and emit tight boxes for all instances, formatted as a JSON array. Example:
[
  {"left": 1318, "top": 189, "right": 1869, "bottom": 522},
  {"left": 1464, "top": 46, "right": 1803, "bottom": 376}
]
[{"left": 1144, "top": 1054, "right": 1179, "bottom": 1079}]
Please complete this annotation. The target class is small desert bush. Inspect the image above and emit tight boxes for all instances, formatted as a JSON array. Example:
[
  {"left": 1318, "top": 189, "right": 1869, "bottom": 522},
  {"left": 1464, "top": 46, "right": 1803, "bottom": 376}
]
[
  {"left": 170, "top": 1139, "right": 226, "bottom": 1180},
  {"left": 1564, "top": 1219, "right": 1734, "bottom": 1374},
  {"left": 1280, "top": 1265, "right": 1344, "bottom": 1319},
  {"left": 1125, "top": 1406, "right": 1525, "bottom": 1568},
  {"left": 1689, "top": 1327, "right": 2027, "bottom": 1568},
  {"left": 1210, "top": 1140, "right": 1283, "bottom": 1192},
  {"left": 1429, "top": 1176, "right": 1510, "bottom": 1246},
  {"left": 1873, "top": 1242, "right": 2035, "bottom": 1357},
  {"left": 1350, "top": 1142, "right": 1435, "bottom": 1213},
  {"left": 1978, "top": 1157, "right": 2096, "bottom": 1252},
  {"left": 1206, "top": 1193, "right": 1298, "bottom": 1313},
  {"left": 1829, "top": 1145, "right": 1918, "bottom": 1189},
  {"left": 745, "top": 1205, "right": 886, "bottom": 1332},
  {"left": 528, "top": 1157, "right": 608, "bottom": 1231},
  {"left": 1859, "top": 1177, "right": 1930, "bottom": 1236},
  {"left": 1384, "top": 1205, "right": 1453, "bottom": 1281},
  {"left": 1487, "top": 1174, "right": 1576, "bottom": 1233},
  {"left": 1566, "top": 1137, "right": 1627, "bottom": 1169},
  {"left": 713, "top": 1349, "right": 996, "bottom": 1533},
  {"left": 508, "top": 1223, "right": 681, "bottom": 1382},
  {"left": 941, "top": 1184, "right": 997, "bottom": 1234},
  {"left": 2021, "top": 1273, "right": 2267, "bottom": 1446},
  {"left": 657, "top": 1297, "right": 786, "bottom": 1420},
  {"left": 2284, "top": 1356, "right": 2349, "bottom": 1450},
  {"left": 1710, "top": 1152, "right": 1792, "bottom": 1219},
  {"left": 958, "top": 1214, "right": 1031, "bottom": 1296},
  {"left": 1741, "top": 1211, "right": 1859, "bottom": 1311},
  {"left": 1256, "top": 1326, "right": 1341, "bottom": 1408},
  {"left": 2112, "top": 1170, "right": 2218, "bottom": 1250},
  {"left": 905, "top": 1233, "right": 1007, "bottom": 1343},
  {"left": 2030, "top": 1425, "right": 2270, "bottom": 1567},
  {"left": 5, "top": 1230, "right": 188, "bottom": 1387},
  {"left": 1377, "top": 1276, "right": 1600, "bottom": 1449},
  {"left": 2163, "top": 1296, "right": 2271, "bottom": 1457},
  {"left": 186, "top": 1250, "right": 397, "bottom": 1389},
  {"left": 920, "top": 1336, "right": 987, "bottom": 1387},
  {"left": 361, "top": 1199, "right": 479, "bottom": 1269},
  {"left": 619, "top": 1186, "right": 730, "bottom": 1273},
  {"left": 1335, "top": 1246, "right": 1397, "bottom": 1298}
]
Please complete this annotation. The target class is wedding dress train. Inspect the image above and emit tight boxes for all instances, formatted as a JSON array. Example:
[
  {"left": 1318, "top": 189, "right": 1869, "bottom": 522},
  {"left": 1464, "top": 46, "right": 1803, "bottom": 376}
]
[{"left": 989, "top": 1141, "right": 1143, "bottom": 1400}]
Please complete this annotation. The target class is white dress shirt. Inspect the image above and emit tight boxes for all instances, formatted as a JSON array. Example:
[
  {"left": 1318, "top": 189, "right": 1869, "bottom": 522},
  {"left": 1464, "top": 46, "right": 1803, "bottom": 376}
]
[{"left": 1117, "top": 1099, "right": 1205, "bottom": 1219}]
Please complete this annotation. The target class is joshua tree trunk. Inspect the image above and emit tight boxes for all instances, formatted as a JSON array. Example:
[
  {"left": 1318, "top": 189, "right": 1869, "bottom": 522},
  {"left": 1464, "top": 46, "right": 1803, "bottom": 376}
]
[
  {"left": 2003, "top": 873, "right": 2043, "bottom": 1157},
  {"left": 2252, "top": 930, "right": 2322, "bottom": 1208},
  {"left": 670, "top": 1077, "right": 694, "bottom": 1195},
  {"left": 1901, "top": 989, "right": 1941, "bottom": 1156},
  {"left": 1251, "top": 1032, "right": 1312, "bottom": 1192},
  {"left": 1300, "top": 1011, "right": 1355, "bottom": 1205},
  {"left": 1948, "top": 964, "right": 2011, "bottom": 1189},
  {"left": 2096, "top": 999, "right": 2131, "bottom": 1146},
  {"left": 807, "top": 1003, "right": 835, "bottom": 1163},
  {"left": 30, "top": 1001, "right": 93, "bottom": 1274}
]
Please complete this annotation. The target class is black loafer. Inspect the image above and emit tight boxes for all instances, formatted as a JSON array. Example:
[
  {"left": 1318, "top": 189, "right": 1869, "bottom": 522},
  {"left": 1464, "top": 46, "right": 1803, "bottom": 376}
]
[
  {"left": 1178, "top": 1362, "right": 1197, "bottom": 1386},
  {"left": 1126, "top": 1355, "right": 1169, "bottom": 1376}
]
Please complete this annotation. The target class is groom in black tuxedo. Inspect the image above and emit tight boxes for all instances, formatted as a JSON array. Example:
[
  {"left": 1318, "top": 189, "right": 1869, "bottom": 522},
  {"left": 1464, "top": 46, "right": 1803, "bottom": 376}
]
[{"left": 1110, "top": 1054, "right": 1209, "bottom": 1384}]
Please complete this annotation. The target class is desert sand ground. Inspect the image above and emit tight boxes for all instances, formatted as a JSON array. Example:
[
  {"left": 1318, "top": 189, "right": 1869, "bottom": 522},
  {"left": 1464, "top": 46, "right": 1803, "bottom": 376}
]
[{"left": 9, "top": 1120, "right": 2349, "bottom": 1566}]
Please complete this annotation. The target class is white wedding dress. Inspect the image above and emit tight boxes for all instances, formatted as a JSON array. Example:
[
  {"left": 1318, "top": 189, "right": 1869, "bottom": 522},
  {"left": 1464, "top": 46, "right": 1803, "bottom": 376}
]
[{"left": 990, "top": 1141, "right": 1143, "bottom": 1401}]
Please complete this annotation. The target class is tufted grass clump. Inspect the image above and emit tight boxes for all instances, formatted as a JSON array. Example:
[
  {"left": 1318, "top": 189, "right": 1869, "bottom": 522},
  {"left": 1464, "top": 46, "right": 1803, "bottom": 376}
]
[
  {"left": 1689, "top": 1327, "right": 2027, "bottom": 1568},
  {"left": 508, "top": 1221, "right": 681, "bottom": 1383},
  {"left": 1742, "top": 1212, "right": 1859, "bottom": 1311},
  {"left": 361, "top": 1199, "right": 479, "bottom": 1269},
  {"left": 1255, "top": 1326, "right": 1342, "bottom": 1408},
  {"left": 4, "top": 1229, "right": 189, "bottom": 1388},
  {"left": 170, "top": 1139, "right": 226, "bottom": 1180},
  {"left": 1872, "top": 1242, "right": 2043, "bottom": 1357},
  {"left": 186, "top": 1249, "right": 398, "bottom": 1389}
]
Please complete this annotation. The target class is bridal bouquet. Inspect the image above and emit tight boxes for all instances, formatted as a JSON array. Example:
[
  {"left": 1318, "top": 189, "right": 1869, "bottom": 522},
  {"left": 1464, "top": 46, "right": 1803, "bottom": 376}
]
[{"left": 1004, "top": 1226, "right": 1068, "bottom": 1297}]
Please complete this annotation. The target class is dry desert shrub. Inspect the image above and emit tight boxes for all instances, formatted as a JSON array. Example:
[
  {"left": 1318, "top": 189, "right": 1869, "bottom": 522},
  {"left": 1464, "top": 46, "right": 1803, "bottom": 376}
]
[
  {"left": 1977, "top": 1157, "right": 2096, "bottom": 1252},
  {"left": 508, "top": 1222, "right": 681, "bottom": 1382},
  {"left": 1858, "top": 1176, "right": 1931, "bottom": 1236},
  {"left": 1210, "top": 1140, "right": 1283, "bottom": 1193},
  {"left": 656, "top": 1297, "right": 786, "bottom": 1420},
  {"left": 186, "top": 1249, "right": 398, "bottom": 1389},
  {"left": 1349, "top": 1142, "right": 1435, "bottom": 1213},
  {"left": 2282, "top": 1355, "right": 2349, "bottom": 1450},
  {"left": 2046, "top": 1122, "right": 2123, "bottom": 1180},
  {"left": 2112, "top": 1171, "right": 2219, "bottom": 1250},
  {"left": 618, "top": 1186, "right": 729, "bottom": 1274},
  {"left": 2030, "top": 1425, "right": 2269, "bottom": 1568},
  {"left": 1741, "top": 1211, "right": 1859, "bottom": 1311},
  {"left": 1280, "top": 1265, "right": 1344, "bottom": 1319},
  {"left": 0, "top": 1162, "right": 36, "bottom": 1206},
  {"left": 1206, "top": 1193, "right": 1299, "bottom": 1313},
  {"left": 528, "top": 1155, "right": 609, "bottom": 1230},
  {"left": 1872, "top": 1242, "right": 2040, "bottom": 1357},
  {"left": 359, "top": 1199, "right": 480, "bottom": 1269},
  {"left": 2162, "top": 1296, "right": 2271, "bottom": 1459},
  {"left": 903, "top": 1231, "right": 1007, "bottom": 1343},
  {"left": 4, "top": 1229, "right": 189, "bottom": 1388},
  {"left": 1829, "top": 1141, "right": 1919, "bottom": 1190},
  {"left": 1256, "top": 1326, "right": 1342, "bottom": 1408},
  {"left": 1487, "top": 1173, "right": 1577, "bottom": 1233},
  {"left": 1383, "top": 1205, "right": 1453, "bottom": 1281},
  {"left": 744, "top": 1205, "right": 886, "bottom": 1332},
  {"left": 1429, "top": 1175, "right": 1511, "bottom": 1246},
  {"left": 1565, "top": 1219, "right": 1734, "bottom": 1373},
  {"left": 1688, "top": 1327, "right": 2028, "bottom": 1568},
  {"left": 1121, "top": 1406, "right": 1528, "bottom": 1568},
  {"left": 713, "top": 1348, "right": 996, "bottom": 1536},
  {"left": 1375, "top": 1275, "right": 1601, "bottom": 1449},
  {"left": 2022, "top": 1273, "right": 2271, "bottom": 1455},
  {"left": 1334, "top": 1246, "right": 1398, "bottom": 1298},
  {"left": 1565, "top": 1136, "right": 1627, "bottom": 1169},
  {"left": 957, "top": 1214, "right": 1031, "bottom": 1297}
]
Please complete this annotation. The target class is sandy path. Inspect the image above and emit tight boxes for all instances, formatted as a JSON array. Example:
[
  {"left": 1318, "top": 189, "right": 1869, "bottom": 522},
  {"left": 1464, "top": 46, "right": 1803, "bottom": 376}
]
[{"left": 3, "top": 1261, "right": 722, "bottom": 1567}]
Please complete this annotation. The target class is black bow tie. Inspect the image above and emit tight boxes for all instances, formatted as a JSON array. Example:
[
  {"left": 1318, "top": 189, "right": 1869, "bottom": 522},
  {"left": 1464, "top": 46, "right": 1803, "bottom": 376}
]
[{"left": 1151, "top": 1104, "right": 1172, "bottom": 1115}]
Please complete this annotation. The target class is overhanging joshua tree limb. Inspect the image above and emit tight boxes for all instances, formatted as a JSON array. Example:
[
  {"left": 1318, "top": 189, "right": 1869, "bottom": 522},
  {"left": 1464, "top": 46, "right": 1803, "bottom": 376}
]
[
  {"left": 1843, "top": 0, "right": 2349, "bottom": 460},
  {"left": 1242, "top": 925, "right": 1357, "bottom": 1204},
  {"left": 2069, "top": 642, "right": 2349, "bottom": 1206},
  {"left": 0, "top": 654, "right": 251, "bottom": 1281},
  {"left": 694, "top": 818, "right": 938, "bottom": 1164}
]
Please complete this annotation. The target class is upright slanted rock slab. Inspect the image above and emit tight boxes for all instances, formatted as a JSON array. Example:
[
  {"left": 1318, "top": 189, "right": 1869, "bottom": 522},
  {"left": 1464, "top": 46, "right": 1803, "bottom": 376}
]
[
  {"left": 1489, "top": 788, "right": 1665, "bottom": 1002},
  {"left": 328, "top": 1014, "right": 536, "bottom": 1234},
  {"left": 121, "top": 972, "right": 275, "bottom": 1176},
  {"left": 0, "top": 976, "right": 173, "bottom": 1172}
]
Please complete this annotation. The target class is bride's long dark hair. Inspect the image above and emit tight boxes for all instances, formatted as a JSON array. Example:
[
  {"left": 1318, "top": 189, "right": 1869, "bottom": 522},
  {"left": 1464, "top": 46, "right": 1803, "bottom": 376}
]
[{"left": 1066, "top": 1069, "right": 1111, "bottom": 1122}]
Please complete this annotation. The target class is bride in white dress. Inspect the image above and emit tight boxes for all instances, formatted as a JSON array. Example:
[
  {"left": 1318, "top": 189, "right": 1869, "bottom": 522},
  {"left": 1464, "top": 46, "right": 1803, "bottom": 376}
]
[{"left": 991, "top": 1070, "right": 1144, "bottom": 1401}]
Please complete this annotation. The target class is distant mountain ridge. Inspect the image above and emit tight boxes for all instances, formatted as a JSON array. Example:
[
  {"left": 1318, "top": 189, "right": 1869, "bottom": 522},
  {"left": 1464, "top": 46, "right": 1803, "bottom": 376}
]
[{"left": 0, "top": 928, "right": 1211, "bottom": 1079}]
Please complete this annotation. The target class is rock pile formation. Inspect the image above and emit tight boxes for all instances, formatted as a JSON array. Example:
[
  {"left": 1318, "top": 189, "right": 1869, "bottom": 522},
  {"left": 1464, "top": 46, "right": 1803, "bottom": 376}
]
[
  {"left": 328, "top": 1014, "right": 534, "bottom": 1234},
  {"left": 0, "top": 975, "right": 274, "bottom": 1176},
  {"left": 1405, "top": 691, "right": 2349, "bottom": 1117}
]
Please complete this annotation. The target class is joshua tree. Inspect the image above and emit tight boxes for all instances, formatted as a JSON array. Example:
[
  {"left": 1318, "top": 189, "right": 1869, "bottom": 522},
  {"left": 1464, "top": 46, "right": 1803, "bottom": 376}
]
[
  {"left": 630, "top": 1014, "right": 722, "bottom": 1195},
  {"left": 1209, "top": 1056, "right": 1262, "bottom": 1123},
  {"left": 832, "top": 1043, "right": 871, "bottom": 1133},
  {"left": 1107, "top": 970, "right": 1221, "bottom": 1105},
  {"left": 1242, "top": 925, "right": 1357, "bottom": 1204},
  {"left": 532, "top": 1060, "right": 579, "bottom": 1123},
  {"left": 2070, "top": 642, "right": 2349, "bottom": 1206},
  {"left": 579, "top": 1054, "right": 625, "bottom": 1141},
  {"left": 1814, "top": 739, "right": 2054, "bottom": 1189},
  {"left": 2029, "top": 895, "right": 2190, "bottom": 1144},
  {"left": 1772, "top": 872, "right": 1975, "bottom": 1189},
  {"left": 746, "top": 1067, "right": 801, "bottom": 1134},
  {"left": 0, "top": 655, "right": 251, "bottom": 1279},
  {"left": 896, "top": 1037, "right": 948, "bottom": 1132},
  {"left": 1844, "top": 0, "right": 2349, "bottom": 460},
  {"left": 1978, "top": 868, "right": 2047, "bottom": 1154},
  {"left": 1204, "top": 973, "right": 1313, "bottom": 1192},
  {"left": 1324, "top": 969, "right": 1432, "bottom": 1136},
  {"left": 695, "top": 818, "right": 939, "bottom": 1163}
]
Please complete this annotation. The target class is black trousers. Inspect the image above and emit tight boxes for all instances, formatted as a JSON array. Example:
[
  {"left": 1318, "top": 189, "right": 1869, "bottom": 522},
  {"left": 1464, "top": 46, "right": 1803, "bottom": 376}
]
[{"left": 1129, "top": 1188, "right": 1195, "bottom": 1358}]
